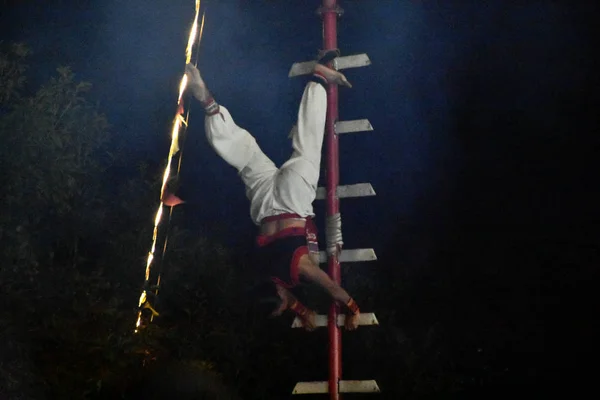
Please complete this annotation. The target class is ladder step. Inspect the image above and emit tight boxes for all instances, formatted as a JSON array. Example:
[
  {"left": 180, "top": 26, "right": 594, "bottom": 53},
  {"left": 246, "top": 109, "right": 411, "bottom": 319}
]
[
  {"left": 293, "top": 381, "right": 327, "bottom": 395},
  {"left": 318, "top": 248, "right": 377, "bottom": 264},
  {"left": 315, "top": 183, "right": 375, "bottom": 200},
  {"left": 293, "top": 380, "right": 381, "bottom": 394},
  {"left": 335, "top": 119, "right": 374, "bottom": 135},
  {"left": 333, "top": 53, "right": 372, "bottom": 72},
  {"left": 289, "top": 53, "right": 371, "bottom": 77},
  {"left": 292, "top": 312, "right": 378, "bottom": 329},
  {"left": 340, "top": 380, "right": 381, "bottom": 393},
  {"left": 288, "top": 118, "right": 373, "bottom": 137}
]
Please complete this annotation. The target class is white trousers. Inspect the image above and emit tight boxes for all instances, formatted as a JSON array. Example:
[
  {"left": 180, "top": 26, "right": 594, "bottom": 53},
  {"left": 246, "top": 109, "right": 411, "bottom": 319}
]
[{"left": 204, "top": 82, "right": 327, "bottom": 225}]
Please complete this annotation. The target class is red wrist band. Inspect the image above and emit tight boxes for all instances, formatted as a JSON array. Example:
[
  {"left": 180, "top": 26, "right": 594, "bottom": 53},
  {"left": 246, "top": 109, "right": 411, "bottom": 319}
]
[
  {"left": 346, "top": 298, "right": 360, "bottom": 315},
  {"left": 290, "top": 300, "right": 308, "bottom": 317}
]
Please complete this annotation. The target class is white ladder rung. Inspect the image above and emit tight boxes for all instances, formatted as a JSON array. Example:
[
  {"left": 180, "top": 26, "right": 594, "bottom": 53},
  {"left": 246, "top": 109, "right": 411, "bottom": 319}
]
[
  {"left": 288, "top": 118, "right": 373, "bottom": 138},
  {"left": 289, "top": 53, "right": 372, "bottom": 77},
  {"left": 318, "top": 248, "right": 377, "bottom": 263},
  {"left": 333, "top": 53, "right": 372, "bottom": 72},
  {"left": 335, "top": 119, "right": 374, "bottom": 134},
  {"left": 291, "top": 312, "right": 378, "bottom": 329},
  {"left": 293, "top": 380, "right": 381, "bottom": 394},
  {"left": 315, "top": 183, "right": 376, "bottom": 200}
]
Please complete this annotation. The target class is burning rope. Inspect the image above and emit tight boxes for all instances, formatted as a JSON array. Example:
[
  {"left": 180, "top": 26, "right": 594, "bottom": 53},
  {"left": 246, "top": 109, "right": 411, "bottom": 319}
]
[{"left": 135, "top": 0, "right": 206, "bottom": 332}]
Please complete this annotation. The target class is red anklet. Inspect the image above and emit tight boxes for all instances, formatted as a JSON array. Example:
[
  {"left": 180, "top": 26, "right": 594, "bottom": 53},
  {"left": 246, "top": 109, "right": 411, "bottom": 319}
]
[
  {"left": 289, "top": 300, "right": 308, "bottom": 317},
  {"left": 346, "top": 298, "right": 360, "bottom": 315},
  {"left": 201, "top": 97, "right": 220, "bottom": 116}
]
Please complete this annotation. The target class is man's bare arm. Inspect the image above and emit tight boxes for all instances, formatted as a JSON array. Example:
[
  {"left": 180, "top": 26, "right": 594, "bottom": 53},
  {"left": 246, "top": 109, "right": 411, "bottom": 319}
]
[
  {"left": 297, "top": 255, "right": 351, "bottom": 305},
  {"left": 297, "top": 255, "right": 360, "bottom": 330}
]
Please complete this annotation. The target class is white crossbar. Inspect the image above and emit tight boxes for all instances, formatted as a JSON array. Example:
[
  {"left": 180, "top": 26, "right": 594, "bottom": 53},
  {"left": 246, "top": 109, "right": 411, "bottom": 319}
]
[
  {"left": 288, "top": 53, "right": 371, "bottom": 77},
  {"left": 293, "top": 380, "right": 381, "bottom": 394},
  {"left": 315, "top": 183, "right": 375, "bottom": 200},
  {"left": 289, "top": 118, "right": 373, "bottom": 137},
  {"left": 291, "top": 312, "right": 378, "bottom": 329},
  {"left": 333, "top": 53, "right": 372, "bottom": 71},
  {"left": 318, "top": 248, "right": 377, "bottom": 263},
  {"left": 335, "top": 119, "right": 373, "bottom": 134}
]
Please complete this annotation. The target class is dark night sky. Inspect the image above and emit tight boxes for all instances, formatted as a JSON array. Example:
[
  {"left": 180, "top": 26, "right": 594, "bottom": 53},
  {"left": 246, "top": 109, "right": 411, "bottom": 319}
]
[
  {"left": 2, "top": 0, "right": 597, "bottom": 243},
  {"left": 2, "top": 0, "right": 599, "bottom": 394},
  {"left": 2, "top": 0, "right": 593, "bottom": 246},
  {"left": 2, "top": 1, "right": 597, "bottom": 266},
  {"left": 2, "top": 0, "right": 598, "bottom": 302}
]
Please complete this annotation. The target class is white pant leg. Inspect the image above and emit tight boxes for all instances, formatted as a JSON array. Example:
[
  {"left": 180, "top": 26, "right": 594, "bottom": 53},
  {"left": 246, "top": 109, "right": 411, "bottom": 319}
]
[
  {"left": 273, "top": 82, "right": 327, "bottom": 217},
  {"left": 205, "top": 106, "right": 278, "bottom": 224}
]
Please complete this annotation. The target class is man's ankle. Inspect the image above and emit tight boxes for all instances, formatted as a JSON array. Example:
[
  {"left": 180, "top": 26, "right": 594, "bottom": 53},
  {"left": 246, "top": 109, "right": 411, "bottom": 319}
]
[
  {"left": 202, "top": 97, "right": 220, "bottom": 116},
  {"left": 317, "top": 48, "right": 340, "bottom": 65},
  {"left": 192, "top": 84, "right": 210, "bottom": 103},
  {"left": 312, "top": 63, "right": 351, "bottom": 88}
]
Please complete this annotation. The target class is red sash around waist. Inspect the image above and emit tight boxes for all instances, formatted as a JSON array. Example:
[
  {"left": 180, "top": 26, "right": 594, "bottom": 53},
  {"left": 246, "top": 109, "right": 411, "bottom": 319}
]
[{"left": 257, "top": 213, "right": 318, "bottom": 253}]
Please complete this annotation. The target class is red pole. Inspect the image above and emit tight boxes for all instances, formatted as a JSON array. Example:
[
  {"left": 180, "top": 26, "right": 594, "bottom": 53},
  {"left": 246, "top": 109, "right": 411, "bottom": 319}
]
[{"left": 321, "top": 0, "right": 341, "bottom": 398}]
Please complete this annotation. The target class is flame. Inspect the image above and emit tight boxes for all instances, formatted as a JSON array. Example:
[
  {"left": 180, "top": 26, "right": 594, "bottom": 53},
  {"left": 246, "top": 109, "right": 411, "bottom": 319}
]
[
  {"left": 198, "top": 12, "right": 206, "bottom": 53},
  {"left": 178, "top": 75, "right": 188, "bottom": 105},
  {"left": 185, "top": 0, "right": 201, "bottom": 64},
  {"left": 135, "top": 0, "right": 204, "bottom": 333}
]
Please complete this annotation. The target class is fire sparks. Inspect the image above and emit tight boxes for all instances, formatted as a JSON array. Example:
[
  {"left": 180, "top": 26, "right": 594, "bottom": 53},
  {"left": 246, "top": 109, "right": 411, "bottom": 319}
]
[{"left": 135, "top": 0, "right": 205, "bottom": 333}]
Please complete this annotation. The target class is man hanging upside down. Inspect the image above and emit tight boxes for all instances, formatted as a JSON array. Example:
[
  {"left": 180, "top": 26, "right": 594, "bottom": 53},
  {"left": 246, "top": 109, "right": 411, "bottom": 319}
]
[{"left": 164, "top": 51, "right": 361, "bottom": 331}]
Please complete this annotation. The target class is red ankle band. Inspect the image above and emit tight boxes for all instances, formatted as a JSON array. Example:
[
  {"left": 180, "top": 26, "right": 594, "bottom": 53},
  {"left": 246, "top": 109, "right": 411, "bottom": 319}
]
[
  {"left": 346, "top": 298, "right": 360, "bottom": 315},
  {"left": 313, "top": 71, "right": 328, "bottom": 84},
  {"left": 290, "top": 300, "right": 308, "bottom": 317},
  {"left": 201, "top": 97, "right": 220, "bottom": 116}
]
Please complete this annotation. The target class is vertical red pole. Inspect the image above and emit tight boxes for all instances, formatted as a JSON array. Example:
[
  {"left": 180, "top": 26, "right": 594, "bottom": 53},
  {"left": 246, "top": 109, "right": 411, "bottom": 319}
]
[{"left": 321, "top": 0, "right": 341, "bottom": 399}]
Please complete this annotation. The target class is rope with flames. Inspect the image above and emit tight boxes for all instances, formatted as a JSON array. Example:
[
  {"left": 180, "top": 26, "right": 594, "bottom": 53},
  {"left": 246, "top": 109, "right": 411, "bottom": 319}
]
[{"left": 135, "top": 0, "right": 205, "bottom": 332}]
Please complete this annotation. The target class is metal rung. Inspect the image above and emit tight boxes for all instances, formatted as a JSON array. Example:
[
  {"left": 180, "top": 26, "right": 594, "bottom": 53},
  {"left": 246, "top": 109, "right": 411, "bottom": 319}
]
[
  {"left": 318, "top": 248, "right": 377, "bottom": 263},
  {"left": 333, "top": 53, "right": 372, "bottom": 71},
  {"left": 335, "top": 119, "right": 373, "bottom": 134},
  {"left": 315, "top": 183, "right": 375, "bottom": 200},
  {"left": 293, "top": 380, "right": 381, "bottom": 394},
  {"left": 292, "top": 312, "right": 378, "bottom": 329},
  {"left": 288, "top": 118, "right": 373, "bottom": 138},
  {"left": 289, "top": 53, "right": 371, "bottom": 77},
  {"left": 293, "top": 382, "right": 328, "bottom": 395}
]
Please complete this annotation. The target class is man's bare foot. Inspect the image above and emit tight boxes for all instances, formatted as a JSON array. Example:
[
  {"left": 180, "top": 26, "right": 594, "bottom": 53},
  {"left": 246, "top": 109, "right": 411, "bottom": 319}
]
[
  {"left": 345, "top": 312, "right": 359, "bottom": 331},
  {"left": 185, "top": 63, "right": 211, "bottom": 102},
  {"left": 302, "top": 310, "right": 317, "bottom": 332},
  {"left": 314, "top": 63, "right": 352, "bottom": 88},
  {"left": 317, "top": 48, "right": 341, "bottom": 64}
]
